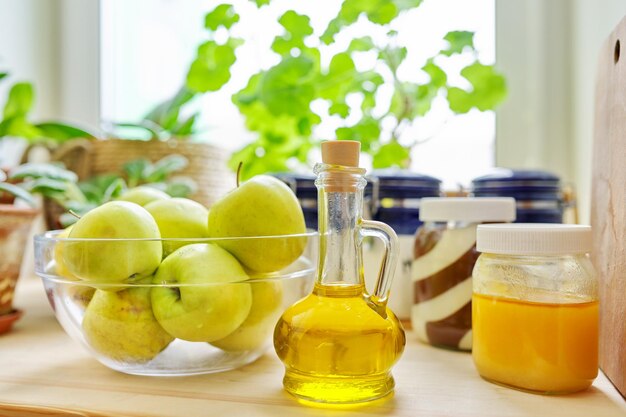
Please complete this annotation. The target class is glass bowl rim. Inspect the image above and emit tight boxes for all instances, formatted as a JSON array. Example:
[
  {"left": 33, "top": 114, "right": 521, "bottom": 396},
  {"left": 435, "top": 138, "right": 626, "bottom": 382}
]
[{"left": 35, "top": 230, "right": 318, "bottom": 243}]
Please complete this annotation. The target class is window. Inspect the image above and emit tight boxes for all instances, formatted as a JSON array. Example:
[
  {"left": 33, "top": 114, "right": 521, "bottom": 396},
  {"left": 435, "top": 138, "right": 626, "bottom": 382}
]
[{"left": 100, "top": 0, "right": 495, "bottom": 189}]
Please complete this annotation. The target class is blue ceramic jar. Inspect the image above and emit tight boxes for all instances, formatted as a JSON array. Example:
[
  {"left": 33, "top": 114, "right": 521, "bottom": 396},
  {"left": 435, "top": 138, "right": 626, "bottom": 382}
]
[{"left": 471, "top": 170, "right": 566, "bottom": 223}]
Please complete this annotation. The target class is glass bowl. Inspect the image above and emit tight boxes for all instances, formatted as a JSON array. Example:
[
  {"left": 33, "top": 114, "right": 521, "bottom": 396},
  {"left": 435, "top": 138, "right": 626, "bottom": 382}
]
[{"left": 34, "top": 231, "right": 317, "bottom": 376}]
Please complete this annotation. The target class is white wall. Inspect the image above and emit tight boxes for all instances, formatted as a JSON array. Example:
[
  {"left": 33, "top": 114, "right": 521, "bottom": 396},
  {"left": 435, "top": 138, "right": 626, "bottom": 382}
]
[
  {"left": 0, "top": 0, "right": 99, "bottom": 127},
  {"left": 496, "top": 0, "right": 626, "bottom": 224},
  {"left": 0, "top": 0, "right": 60, "bottom": 120}
]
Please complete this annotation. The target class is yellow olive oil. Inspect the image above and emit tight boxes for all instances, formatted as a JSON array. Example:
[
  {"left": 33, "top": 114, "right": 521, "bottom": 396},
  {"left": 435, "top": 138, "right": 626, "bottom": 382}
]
[{"left": 274, "top": 283, "right": 405, "bottom": 404}]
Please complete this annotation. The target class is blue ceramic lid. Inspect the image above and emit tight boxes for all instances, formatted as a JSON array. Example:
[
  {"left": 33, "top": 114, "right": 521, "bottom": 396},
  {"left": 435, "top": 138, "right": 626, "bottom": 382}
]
[
  {"left": 369, "top": 169, "right": 442, "bottom": 199},
  {"left": 471, "top": 169, "right": 561, "bottom": 201}
]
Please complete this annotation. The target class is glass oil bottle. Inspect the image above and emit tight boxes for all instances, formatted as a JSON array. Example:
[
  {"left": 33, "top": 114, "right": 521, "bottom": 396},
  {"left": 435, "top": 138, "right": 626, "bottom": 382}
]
[{"left": 274, "top": 140, "right": 406, "bottom": 404}]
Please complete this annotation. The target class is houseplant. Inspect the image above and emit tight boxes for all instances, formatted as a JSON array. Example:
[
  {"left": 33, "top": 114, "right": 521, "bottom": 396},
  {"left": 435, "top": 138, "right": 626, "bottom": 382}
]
[
  {"left": 128, "top": 1, "right": 506, "bottom": 180},
  {"left": 13, "top": 156, "right": 196, "bottom": 229},
  {"left": 0, "top": 71, "right": 95, "bottom": 167},
  {"left": 0, "top": 164, "right": 73, "bottom": 334}
]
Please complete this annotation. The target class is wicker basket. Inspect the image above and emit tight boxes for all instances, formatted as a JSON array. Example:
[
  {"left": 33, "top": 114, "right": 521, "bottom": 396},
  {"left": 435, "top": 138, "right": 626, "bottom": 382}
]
[{"left": 49, "top": 139, "right": 235, "bottom": 227}]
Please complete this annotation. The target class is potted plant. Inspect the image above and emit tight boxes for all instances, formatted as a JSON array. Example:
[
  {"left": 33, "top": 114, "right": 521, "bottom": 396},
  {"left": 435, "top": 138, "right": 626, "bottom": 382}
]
[
  {"left": 0, "top": 164, "right": 75, "bottom": 334},
  {"left": 0, "top": 71, "right": 95, "bottom": 167},
  {"left": 12, "top": 155, "right": 196, "bottom": 229},
  {"left": 126, "top": 2, "right": 506, "bottom": 180}
]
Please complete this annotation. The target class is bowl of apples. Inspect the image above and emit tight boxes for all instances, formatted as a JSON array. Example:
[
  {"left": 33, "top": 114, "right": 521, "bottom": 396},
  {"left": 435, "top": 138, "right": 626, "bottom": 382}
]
[{"left": 34, "top": 175, "right": 317, "bottom": 376}]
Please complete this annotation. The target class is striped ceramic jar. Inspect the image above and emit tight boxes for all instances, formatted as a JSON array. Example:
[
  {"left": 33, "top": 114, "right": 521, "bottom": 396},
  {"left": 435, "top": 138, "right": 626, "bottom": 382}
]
[{"left": 410, "top": 197, "right": 516, "bottom": 350}]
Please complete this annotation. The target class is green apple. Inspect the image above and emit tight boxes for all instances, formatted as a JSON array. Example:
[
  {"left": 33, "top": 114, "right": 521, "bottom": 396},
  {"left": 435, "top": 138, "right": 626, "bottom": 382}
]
[
  {"left": 64, "top": 201, "right": 162, "bottom": 284},
  {"left": 211, "top": 279, "right": 283, "bottom": 352},
  {"left": 117, "top": 186, "right": 170, "bottom": 206},
  {"left": 145, "top": 198, "right": 209, "bottom": 256},
  {"left": 207, "top": 175, "right": 307, "bottom": 273},
  {"left": 151, "top": 243, "right": 253, "bottom": 342},
  {"left": 54, "top": 226, "right": 77, "bottom": 279},
  {"left": 82, "top": 285, "right": 174, "bottom": 363}
]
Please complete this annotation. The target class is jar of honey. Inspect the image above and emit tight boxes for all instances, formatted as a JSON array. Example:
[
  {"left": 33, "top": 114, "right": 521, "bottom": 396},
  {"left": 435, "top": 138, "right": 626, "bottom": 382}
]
[{"left": 472, "top": 224, "right": 599, "bottom": 394}]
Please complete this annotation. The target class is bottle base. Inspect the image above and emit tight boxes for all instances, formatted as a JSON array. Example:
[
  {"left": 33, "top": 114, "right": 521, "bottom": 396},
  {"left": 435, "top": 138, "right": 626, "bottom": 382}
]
[{"left": 283, "top": 370, "right": 395, "bottom": 404}]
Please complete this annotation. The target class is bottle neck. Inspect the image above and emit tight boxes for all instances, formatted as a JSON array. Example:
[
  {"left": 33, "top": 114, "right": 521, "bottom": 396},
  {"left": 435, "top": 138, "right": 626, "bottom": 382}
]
[{"left": 315, "top": 168, "right": 366, "bottom": 291}]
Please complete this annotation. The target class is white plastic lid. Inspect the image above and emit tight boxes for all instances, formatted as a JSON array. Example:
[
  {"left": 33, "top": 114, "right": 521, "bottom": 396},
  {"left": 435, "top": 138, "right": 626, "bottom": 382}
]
[
  {"left": 419, "top": 197, "right": 516, "bottom": 222},
  {"left": 476, "top": 224, "right": 592, "bottom": 255}
]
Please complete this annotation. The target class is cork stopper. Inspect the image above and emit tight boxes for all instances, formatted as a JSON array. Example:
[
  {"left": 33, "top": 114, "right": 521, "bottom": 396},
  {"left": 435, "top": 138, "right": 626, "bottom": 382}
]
[{"left": 321, "top": 140, "right": 360, "bottom": 167}]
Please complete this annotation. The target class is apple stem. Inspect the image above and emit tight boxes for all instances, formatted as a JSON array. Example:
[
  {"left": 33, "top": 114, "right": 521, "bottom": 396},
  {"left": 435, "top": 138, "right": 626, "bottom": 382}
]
[
  {"left": 236, "top": 161, "right": 243, "bottom": 188},
  {"left": 68, "top": 210, "right": 82, "bottom": 220}
]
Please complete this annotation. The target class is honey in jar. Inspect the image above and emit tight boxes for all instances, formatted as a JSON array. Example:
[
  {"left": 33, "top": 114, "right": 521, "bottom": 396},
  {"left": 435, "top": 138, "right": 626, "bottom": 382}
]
[{"left": 472, "top": 224, "right": 599, "bottom": 394}]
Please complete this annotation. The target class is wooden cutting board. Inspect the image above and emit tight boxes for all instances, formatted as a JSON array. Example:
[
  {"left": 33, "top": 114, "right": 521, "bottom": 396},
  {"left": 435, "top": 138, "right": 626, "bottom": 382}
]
[{"left": 592, "top": 14, "right": 626, "bottom": 399}]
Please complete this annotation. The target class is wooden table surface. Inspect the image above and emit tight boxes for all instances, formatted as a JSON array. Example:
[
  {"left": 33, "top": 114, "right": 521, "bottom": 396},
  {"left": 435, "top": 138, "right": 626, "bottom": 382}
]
[{"left": 1, "top": 276, "right": 625, "bottom": 417}]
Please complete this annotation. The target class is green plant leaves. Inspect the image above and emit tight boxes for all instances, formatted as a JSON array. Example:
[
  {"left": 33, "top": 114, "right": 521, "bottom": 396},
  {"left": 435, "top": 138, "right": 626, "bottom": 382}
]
[
  {"left": 447, "top": 62, "right": 507, "bottom": 113},
  {"left": 272, "top": 10, "right": 316, "bottom": 60},
  {"left": 348, "top": 36, "right": 375, "bottom": 52},
  {"left": 143, "top": 87, "right": 196, "bottom": 133},
  {"left": 336, "top": 117, "right": 381, "bottom": 153},
  {"left": 322, "top": 0, "right": 423, "bottom": 45},
  {"left": 35, "top": 122, "right": 94, "bottom": 140},
  {"left": 250, "top": 0, "right": 270, "bottom": 7},
  {"left": 186, "top": 38, "right": 241, "bottom": 93},
  {"left": 123, "top": 155, "right": 188, "bottom": 187},
  {"left": 205, "top": 4, "right": 240, "bottom": 31},
  {"left": 440, "top": 31, "right": 474, "bottom": 56},
  {"left": 0, "top": 182, "right": 35, "bottom": 206},
  {"left": 372, "top": 140, "right": 410, "bottom": 169},
  {"left": 9, "top": 163, "right": 78, "bottom": 183},
  {"left": 259, "top": 56, "right": 316, "bottom": 117},
  {"left": 3, "top": 82, "right": 34, "bottom": 120}
]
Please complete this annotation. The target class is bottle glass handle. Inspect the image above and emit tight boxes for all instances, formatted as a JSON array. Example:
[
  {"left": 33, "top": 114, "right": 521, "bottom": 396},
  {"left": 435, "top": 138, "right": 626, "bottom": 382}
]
[{"left": 360, "top": 219, "right": 399, "bottom": 306}]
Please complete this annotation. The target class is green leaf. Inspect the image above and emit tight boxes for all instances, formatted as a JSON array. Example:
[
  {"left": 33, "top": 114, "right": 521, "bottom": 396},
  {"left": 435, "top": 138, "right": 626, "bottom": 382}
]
[
  {"left": 0, "top": 116, "right": 42, "bottom": 139},
  {"left": 0, "top": 73, "right": 8, "bottom": 82},
  {"left": 390, "top": 82, "right": 439, "bottom": 120},
  {"left": 123, "top": 159, "right": 150, "bottom": 187},
  {"left": 143, "top": 87, "right": 196, "bottom": 130},
  {"left": 279, "top": 10, "right": 313, "bottom": 39},
  {"left": 205, "top": 4, "right": 240, "bottom": 31},
  {"left": 422, "top": 59, "right": 447, "bottom": 88},
  {"left": 172, "top": 112, "right": 199, "bottom": 136},
  {"left": 102, "top": 178, "right": 127, "bottom": 202},
  {"left": 9, "top": 163, "right": 78, "bottom": 183},
  {"left": 24, "top": 177, "right": 70, "bottom": 195},
  {"left": 392, "top": 0, "right": 423, "bottom": 10},
  {"left": 35, "top": 122, "right": 94, "bottom": 141},
  {"left": 381, "top": 46, "right": 407, "bottom": 70},
  {"left": 259, "top": 56, "right": 315, "bottom": 116},
  {"left": 348, "top": 36, "right": 375, "bottom": 52},
  {"left": 447, "top": 62, "right": 507, "bottom": 114},
  {"left": 144, "top": 155, "right": 189, "bottom": 183},
  {"left": 440, "top": 31, "right": 475, "bottom": 56},
  {"left": 329, "top": 102, "right": 350, "bottom": 117},
  {"left": 321, "top": 0, "right": 416, "bottom": 44},
  {"left": 272, "top": 11, "right": 315, "bottom": 58},
  {"left": 335, "top": 117, "right": 381, "bottom": 152},
  {"left": 3, "top": 82, "right": 34, "bottom": 119},
  {"left": 165, "top": 178, "right": 196, "bottom": 198},
  {"left": 251, "top": 0, "right": 270, "bottom": 6},
  {"left": 186, "top": 38, "right": 241, "bottom": 93},
  {"left": 318, "top": 53, "right": 356, "bottom": 100},
  {"left": 0, "top": 182, "right": 35, "bottom": 206},
  {"left": 367, "top": 1, "right": 398, "bottom": 24},
  {"left": 372, "top": 140, "right": 410, "bottom": 168}
]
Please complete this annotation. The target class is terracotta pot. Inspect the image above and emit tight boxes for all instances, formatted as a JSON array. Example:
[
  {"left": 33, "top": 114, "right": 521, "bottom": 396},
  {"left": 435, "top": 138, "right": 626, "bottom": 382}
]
[{"left": 0, "top": 205, "right": 38, "bottom": 333}]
